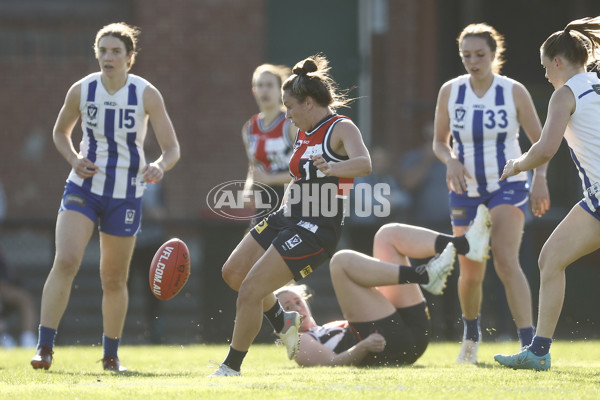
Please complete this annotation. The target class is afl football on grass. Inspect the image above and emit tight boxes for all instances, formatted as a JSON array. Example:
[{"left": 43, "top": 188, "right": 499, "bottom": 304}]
[{"left": 149, "top": 238, "right": 190, "bottom": 300}]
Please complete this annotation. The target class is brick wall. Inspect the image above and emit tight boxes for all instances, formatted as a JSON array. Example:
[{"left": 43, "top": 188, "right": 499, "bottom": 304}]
[{"left": 0, "top": 0, "right": 265, "bottom": 219}]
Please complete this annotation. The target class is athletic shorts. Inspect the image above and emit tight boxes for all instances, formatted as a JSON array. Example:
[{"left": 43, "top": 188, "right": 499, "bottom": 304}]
[
  {"left": 350, "top": 301, "right": 431, "bottom": 366},
  {"left": 579, "top": 199, "right": 600, "bottom": 222},
  {"left": 449, "top": 181, "right": 529, "bottom": 226},
  {"left": 250, "top": 210, "right": 333, "bottom": 281},
  {"left": 59, "top": 181, "right": 142, "bottom": 237}
]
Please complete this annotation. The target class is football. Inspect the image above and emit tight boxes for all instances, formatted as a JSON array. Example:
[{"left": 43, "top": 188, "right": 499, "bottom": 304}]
[{"left": 149, "top": 238, "right": 191, "bottom": 300}]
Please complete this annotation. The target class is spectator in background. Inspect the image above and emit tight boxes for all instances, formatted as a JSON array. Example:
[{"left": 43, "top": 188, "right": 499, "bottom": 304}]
[
  {"left": 397, "top": 122, "right": 459, "bottom": 341},
  {"left": 242, "top": 64, "right": 297, "bottom": 227},
  {"left": 0, "top": 180, "right": 37, "bottom": 348},
  {"left": 346, "top": 146, "right": 411, "bottom": 255},
  {"left": 398, "top": 122, "right": 450, "bottom": 231},
  {"left": 127, "top": 181, "right": 167, "bottom": 344}
]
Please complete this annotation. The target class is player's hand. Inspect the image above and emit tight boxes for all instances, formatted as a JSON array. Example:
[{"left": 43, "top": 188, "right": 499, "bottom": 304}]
[
  {"left": 311, "top": 154, "right": 332, "bottom": 176},
  {"left": 73, "top": 156, "right": 98, "bottom": 179},
  {"left": 530, "top": 174, "right": 550, "bottom": 218},
  {"left": 500, "top": 159, "right": 521, "bottom": 182},
  {"left": 446, "top": 158, "right": 470, "bottom": 194},
  {"left": 142, "top": 162, "right": 164, "bottom": 183},
  {"left": 361, "top": 332, "right": 386, "bottom": 353}
]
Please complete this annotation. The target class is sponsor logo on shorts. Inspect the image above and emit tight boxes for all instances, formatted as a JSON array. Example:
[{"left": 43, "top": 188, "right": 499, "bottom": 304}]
[
  {"left": 64, "top": 194, "right": 86, "bottom": 207},
  {"left": 451, "top": 207, "right": 466, "bottom": 219},
  {"left": 284, "top": 234, "right": 302, "bottom": 250},
  {"left": 125, "top": 209, "right": 135, "bottom": 224},
  {"left": 297, "top": 220, "right": 318, "bottom": 233},
  {"left": 254, "top": 220, "right": 268, "bottom": 234},
  {"left": 299, "top": 265, "right": 313, "bottom": 278}
]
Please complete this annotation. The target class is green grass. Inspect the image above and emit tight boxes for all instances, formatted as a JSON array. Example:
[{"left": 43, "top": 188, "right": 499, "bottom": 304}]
[{"left": 1, "top": 341, "right": 599, "bottom": 399}]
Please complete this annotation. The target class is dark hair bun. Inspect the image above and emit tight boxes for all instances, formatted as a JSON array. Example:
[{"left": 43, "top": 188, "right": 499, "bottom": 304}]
[{"left": 292, "top": 58, "right": 318, "bottom": 76}]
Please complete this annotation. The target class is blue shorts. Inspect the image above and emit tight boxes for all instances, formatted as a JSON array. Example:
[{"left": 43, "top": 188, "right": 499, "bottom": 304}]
[
  {"left": 449, "top": 181, "right": 529, "bottom": 227},
  {"left": 59, "top": 181, "right": 142, "bottom": 237},
  {"left": 579, "top": 199, "right": 600, "bottom": 222}
]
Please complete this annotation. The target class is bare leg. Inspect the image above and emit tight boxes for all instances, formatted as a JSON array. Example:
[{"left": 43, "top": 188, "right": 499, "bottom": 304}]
[
  {"left": 99, "top": 232, "right": 136, "bottom": 339},
  {"left": 535, "top": 205, "right": 600, "bottom": 338},
  {"left": 489, "top": 205, "right": 532, "bottom": 329},
  {"left": 231, "top": 246, "right": 294, "bottom": 352},
  {"left": 330, "top": 250, "right": 421, "bottom": 322},
  {"left": 453, "top": 224, "right": 485, "bottom": 320},
  {"left": 40, "top": 211, "right": 95, "bottom": 329},
  {"left": 373, "top": 223, "right": 436, "bottom": 308}
]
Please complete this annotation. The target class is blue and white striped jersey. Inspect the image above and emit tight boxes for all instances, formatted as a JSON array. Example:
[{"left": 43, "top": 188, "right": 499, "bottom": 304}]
[
  {"left": 563, "top": 72, "right": 600, "bottom": 211},
  {"left": 448, "top": 74, "right": 527, "bottom": 197},
  {"left": 67, "top": 72, "right": 149, "bottom": 199}
]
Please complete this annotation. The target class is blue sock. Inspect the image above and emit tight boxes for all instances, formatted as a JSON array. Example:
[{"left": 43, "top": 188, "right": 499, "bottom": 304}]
[
  {"left": 528, "top": 335, "right": 552, "bottom": 356},
  {"left": 102, "top": 335, "right": 120, "bottom": 358},
  {"left": 462, "top": 315, "right": 480, "bottom": 342},
  {"left": 38, "top": 325, "right": 57, "bottom": 350},
  {"left": 518, "top": 327, "right": 535, "bottom": 348}
]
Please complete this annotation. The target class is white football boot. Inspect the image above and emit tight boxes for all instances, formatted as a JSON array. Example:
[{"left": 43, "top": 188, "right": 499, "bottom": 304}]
[
  {"left": 420, "top": 243, "right": 456, "bottom": 295},
  {"left": 208, "top": 363, "right": 241, "bottom": 377},
  {"left": 277, "top": 311, "right": 301, "bottom": 360},
  {"left": 457, "top": 339, "right": 479, "bottom": 364},
  {"left": 465, "top": 204, "right": 492, "bottom": 262}
]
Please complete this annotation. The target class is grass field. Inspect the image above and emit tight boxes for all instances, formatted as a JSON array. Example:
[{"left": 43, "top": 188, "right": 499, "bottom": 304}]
[{"left": 1, "top": 341, "right": 599, "bottom": 399}]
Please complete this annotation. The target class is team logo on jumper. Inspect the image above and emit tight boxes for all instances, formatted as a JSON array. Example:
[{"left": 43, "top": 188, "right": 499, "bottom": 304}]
[
  {"left": 206, "top": 180, "right": 280, "bottom": 221},
  {"left": 125, "top": 209, "right": 136, "bottom": 224},
  {"left": 85, "top": 103, "right": 98, "bottom": 127},
  {"left": 284, "top": 234, "right": 302, "bottom": 250},
  {"left": 593, "top": 84, "right": 600, "bottom": 95}
]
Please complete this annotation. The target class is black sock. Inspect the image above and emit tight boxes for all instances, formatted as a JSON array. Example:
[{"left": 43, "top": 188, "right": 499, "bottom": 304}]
[
  {"left": 435, "top": 233, "right": 469, "bottom": 255},
  {"left": 263, "top": 300, "right": 285, "bottom": 332},
  {"left": 399, "top": 264, "right": 429, "bottom": 284},
  {"left": 223, "top": 345, "right": 247, "bottom": 372}
]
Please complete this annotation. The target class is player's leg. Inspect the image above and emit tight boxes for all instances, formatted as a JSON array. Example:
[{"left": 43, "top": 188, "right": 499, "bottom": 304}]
[
  {"left": 329, "top": 250, "right": 403, "bottom": 322},
  {"left": 495, "top": 204, "right": 600, "bottom": 370},
  {"left": 489, "top": 204, "right": 534, "bottom": 344},
  {"left": 536, "top": 205, "right": 600, "bottom": 338},
  {"left": 221, "top": 231, "right": 266, "bottom": 291},
  {"left": 40, "top": 210, "right": 95, "bottom": 329},
  {"left": 99, "top": 232, "right": 136, "bottom": 340}
]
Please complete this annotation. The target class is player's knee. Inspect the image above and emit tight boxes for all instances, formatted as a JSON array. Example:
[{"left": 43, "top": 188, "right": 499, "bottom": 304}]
[
  {"left": 374, "top": 223, "right": 402, "bottom": 244},
  {"left": 329, "top": 250, "right": 357, "bottom": 278},
  {"left": 101, "top": 272, "right": 127, "bottom": 292},
  {"left": 222, "top": 261, "right": 243, "bottom": 291},
  {"left": 52, "top": 251, "right": 82, "bottom": 276}
]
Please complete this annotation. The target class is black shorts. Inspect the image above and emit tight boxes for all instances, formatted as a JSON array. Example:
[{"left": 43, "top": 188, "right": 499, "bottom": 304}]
[
  {"left": 250, "top": 211, "right": 332, "bottom": 281},
  {"left": 350, "top": 302, "right": 431, "bottom": 366}
]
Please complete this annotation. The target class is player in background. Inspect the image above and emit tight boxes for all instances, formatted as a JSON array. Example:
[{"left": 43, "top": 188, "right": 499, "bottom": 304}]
[
  {"left": 242, "top": 64, "right": 297, "bottom": 227},
  {"left": 276, "top": 210, "right": 492, "bottom": 367},
  {"left": 495, "top": 16, "right": 600, "bottom": 371},
  {"left": 211, "top": 54, "right": 372, "bottom": 377},
  {"left": 433, "top": 23, "right": 550, "bottom": 363},
  {"left": 30, "top": 22, "right": 180, "bottom": 372}
]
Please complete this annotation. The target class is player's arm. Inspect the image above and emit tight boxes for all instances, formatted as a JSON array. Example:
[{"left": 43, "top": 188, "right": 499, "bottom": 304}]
[
  {"left": 311, "top": 119, "right": 371, "bottom": 178},
  {"left": 433, "top": 82, "right": 471, "bottom": 194},
  {"left": 241, "top": 120, "right": 256, "bottom": 194},
  {"left": 53, "top": 83, "right": 98, "bottom": 179},
  {"left": 295, "top": 332, "right": 384, "bottom": 367},
  {"left": 513, "top": 82, "right": 550, "bottom": 217},
  {"left": 501, "top": 86, "right": 574, "bottom": 180},
  {"left": 144, "top": 84, "right": 180, "bottom": 183}
]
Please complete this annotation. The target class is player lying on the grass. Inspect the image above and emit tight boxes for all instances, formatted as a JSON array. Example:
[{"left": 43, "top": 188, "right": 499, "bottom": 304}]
[
  {"left": 276, "top": 213, "right": 491, "bottom": 367},
  {"left": 494, "top": 16, "right": 600, "bottom": 371}
]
